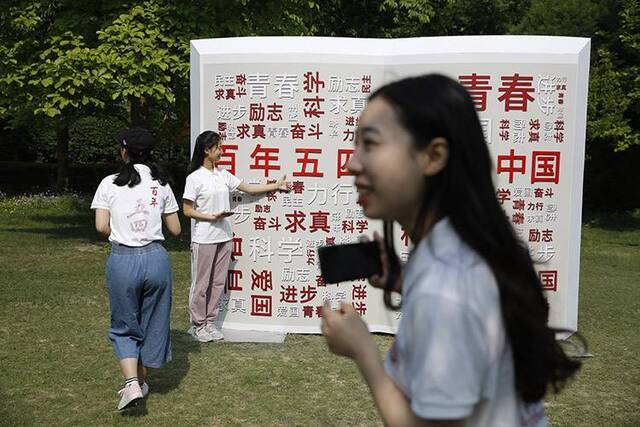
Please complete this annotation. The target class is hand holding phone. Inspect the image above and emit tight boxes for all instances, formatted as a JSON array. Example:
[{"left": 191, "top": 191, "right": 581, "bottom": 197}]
[{"left": 318, "top": 241, "right": 383, "bottom": 284}]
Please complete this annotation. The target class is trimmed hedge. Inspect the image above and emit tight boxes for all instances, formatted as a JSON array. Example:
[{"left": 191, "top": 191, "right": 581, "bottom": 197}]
[{"left": 0, "top": 161, "right": 188, "bottom": 195}]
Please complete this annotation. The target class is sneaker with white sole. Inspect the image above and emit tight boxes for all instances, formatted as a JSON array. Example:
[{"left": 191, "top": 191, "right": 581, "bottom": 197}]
[
  {"left": 140, "top": 382, "right": 149, "bottom": 398},
  {"left": 206, "top": 323, "right": 224, "bottom": 341},
  {"left": 189, "top": 324, "right": 214, "bottom": 342},
  {"left": 117, "top": 382, "right": 143, "bottom": 410}
]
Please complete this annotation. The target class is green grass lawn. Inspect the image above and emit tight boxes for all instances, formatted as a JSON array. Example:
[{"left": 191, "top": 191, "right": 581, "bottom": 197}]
[{"left": 0, "top": 194, "right": 638, "bottom": 426}]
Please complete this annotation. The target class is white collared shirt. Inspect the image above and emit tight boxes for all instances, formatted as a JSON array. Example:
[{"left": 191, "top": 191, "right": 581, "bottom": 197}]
[
  {"left": 91, "top": 164, "right": 179, "bottom": 247},
  {"left": 182, "top": 166, "right": 242, "bottom": 244},
  {"left": 385, "top": 218, "right": 547, "bottom": 426}
]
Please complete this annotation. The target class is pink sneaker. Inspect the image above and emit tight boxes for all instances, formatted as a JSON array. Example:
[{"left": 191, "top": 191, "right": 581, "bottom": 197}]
[{"left": 117, "top": 382, "right": 143, "bottom": 410}]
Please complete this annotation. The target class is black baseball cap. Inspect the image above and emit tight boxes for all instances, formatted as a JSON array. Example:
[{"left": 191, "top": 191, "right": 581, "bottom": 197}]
[{"left": 115, "top": 127, "right": 156, "bottom": 153}]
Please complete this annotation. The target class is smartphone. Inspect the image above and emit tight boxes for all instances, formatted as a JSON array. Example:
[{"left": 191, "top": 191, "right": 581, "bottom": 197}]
[{"left": 318, "top": 241, "right": 383, "bottom": 284}]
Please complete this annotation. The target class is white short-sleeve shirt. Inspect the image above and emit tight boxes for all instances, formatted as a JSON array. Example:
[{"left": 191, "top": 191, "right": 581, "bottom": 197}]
[
  {"left": 182, "top": 166, "right": 242, "bottom": 244},
  {"left": 385, "top": 218, "right": 548, "bottom": 427},
  {"left": 91, "top": 164, "right": 179, "bottom": 247}
]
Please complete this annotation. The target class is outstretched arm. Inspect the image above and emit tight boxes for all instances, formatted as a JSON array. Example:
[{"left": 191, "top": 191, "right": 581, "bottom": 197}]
[{"left": 237, "top": 174, "right": 291, "bottom": 195}]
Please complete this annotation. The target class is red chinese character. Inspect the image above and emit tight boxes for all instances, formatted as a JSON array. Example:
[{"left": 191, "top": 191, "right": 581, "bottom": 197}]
[
  {"left": 308, "top": 123, "right": 322, "bottom": 139},
  {"left": 218, "top": 122, "right": 227, "bottom": 132},
  {"left": 528, "top": 229, "right": 541, "bottom": 242},
  {"left": 251, "top": 295, "right": 272, "bottom": 316},
  {"left": 352, "top": 284, "right": 367, "bottom": 300},
  {"left": 237, "top": 123, "right": 250, "bottom": 139},
  {"left": 316, "top": 275, "right": 325, "bottom": 287},
  {"left": 227, "top": 269, "right": 243, "bottom": 291},
  {"left": 531, "top": 151, "right": 560, "bottom": 184},
  {"left": 553, "top": 132, "right": 564, "bottom": 143},
  {"left": 316, "top": 305, "right": 323, "bottom": 317},
  {"left": 512, "top": 212, "right": 524, "bottom": 224},
  {"left": 459, "top": 73, "right": 492, "bottom": 111},
  {"left": 342, "top": 219, "right": 354, "bottom": 233},
  {"left": 300, "top": 285, "right": 317, "bottom": 303},
  {"left": 496, "top": 188, "right": 511, "bottom": 204},
  {"left": 541, "top": 229, "right": 553, "bottom": 242},
  {"left": 303, "top": 71, "right": 325, "bottom": 93},
  {"left": 268, "top": 216, "right": 281, "bottom": 231},
  {"left": 225, "top": 88, "right": 236, "bottom": 100},
  {"left": 250, "top": 144, "right": 281, "bottom": 177},
  {"left": 529, "top": 119, "right": 540, "bottom": 130},
  {"left": 267, "top": 103, "right": 283, "bottom": 121},
  {"left": 310, "top": 211, "right": 330, "bottom": 233},
  {"left": 291, "top": 123, "right": 305, "bottom": 139},
  {"left": 303, "top": 305, "right": 314, "bottom": 318},
  {"left": 249, "top": 103, "right": 265, "bottom": 121},
  {"left": 513, "top": 199, "right": 525, "bottom": 211},
  {"left": 251, "top": 269, "right": 273, "bottom": 291},
  {"left": 355, "top": 220, "right": 368, "bottom": 233},
  {"left": 285, "top": 210, "right": 307, "bottom": 233},
  {"left": 352, "top": 301, "right": 367, "bottom": 316},
  {"left": 236, "top": 74, "right": 246, "bottom": 85},
  {"left": 252, "top": 124, "right": 266, "bottom": 139},
  {"left": 539, "top": 270, "right": 558, "bottom": 292},
  {"left": 498, "top": 73, "right": 535, "bottom": 112},
  {"left": 253, "top": 216, "right": 266, "bottom": 231},
  {"left": 303, "top": 96, "right": 325, "bottom": 118},
  {"left": 325, "top": 237, "right": 335, "bottom": 246},
  {"left": 337, "top": 149, "right": 354, "bottom": 178},
  {"left": 280, "top": 285, "right": 297, "bottom": 303},
  {"left": 292, "top": 181, "right": 305, "bottom": 194},
  {"left": 217, "top": 144, "right": 238, "bottom": 175},
  {"left": 214, "top": 88, "right": 225, "bottom": 100},
  {"left": 294, "top": 148, "right": 324, "bottom": 177},
  {"left": 307, "top": 248, "right": 315, "bottom": 266},
  {"left": 342, "top": 128, "right": 355, "bottom": 142},
  {"left": 232, "top": 236, "right": 243, "bottom": 259},
  {"left": 496, "top": 149, "right": 527, "bottom": 183}
]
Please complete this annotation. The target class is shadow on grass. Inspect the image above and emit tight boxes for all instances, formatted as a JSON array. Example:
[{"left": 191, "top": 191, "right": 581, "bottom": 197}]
[
  {"left": 4, "top": 212, "right": 192, "bottom": 251},
  {"left": 583, "top": 210, "right": 640, "bottom": 232},
  {"left": 147, "top": 329, "right": 201, "bottom": 395}
]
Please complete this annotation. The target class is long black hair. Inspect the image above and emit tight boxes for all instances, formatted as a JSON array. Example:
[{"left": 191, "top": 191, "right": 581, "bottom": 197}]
[
  {"left": 113, "top": 135, "right": 170, "bottom": 187},
  {"left": 371, "top": 74, "right": 581, "bottom": 403},
  {"left": 187, "top": 130, "right": 222, "bottom": 175}
]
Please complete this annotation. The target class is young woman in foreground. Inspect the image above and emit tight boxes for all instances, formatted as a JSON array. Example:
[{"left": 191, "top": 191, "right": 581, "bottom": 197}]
[
  {"left": 321, "top": 74, "right": 580, "bottom": 426},
  {"left": 92, "top": 128, "right": 181, "bottom": 410}
]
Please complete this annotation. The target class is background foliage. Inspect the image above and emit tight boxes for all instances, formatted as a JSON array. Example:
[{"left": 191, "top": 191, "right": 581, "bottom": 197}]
[{"left": 0, "top": 0, "right": 638, "bottom": 208}]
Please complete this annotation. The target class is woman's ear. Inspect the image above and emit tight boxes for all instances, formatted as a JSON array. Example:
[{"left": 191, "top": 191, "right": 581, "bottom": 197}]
[
  {"left": 120, "top": 147, "right": 129, "bottom": 163},
  {"left": 419, "top": 137, "right": 449, "bottom": 176}
]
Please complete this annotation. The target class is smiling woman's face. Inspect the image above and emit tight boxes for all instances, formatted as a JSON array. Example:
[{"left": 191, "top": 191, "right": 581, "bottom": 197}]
[{"left": 348, "top": 97, "right": 429, "bottom": 230}]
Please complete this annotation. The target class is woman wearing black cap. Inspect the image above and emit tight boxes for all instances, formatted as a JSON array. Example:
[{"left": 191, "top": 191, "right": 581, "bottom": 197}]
[{"left": 91, "top": 127, "right": 181, "bottom": 410}]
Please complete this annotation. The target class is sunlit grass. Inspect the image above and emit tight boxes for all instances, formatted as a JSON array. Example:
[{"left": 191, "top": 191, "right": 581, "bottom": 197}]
[{"left": 0, "top": 195, "right": 638, "bottom": 426}]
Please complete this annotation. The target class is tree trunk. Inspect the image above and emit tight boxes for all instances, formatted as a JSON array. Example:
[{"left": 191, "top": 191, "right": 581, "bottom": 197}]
[
  {"left": 129, "top": 96, "right": 149, "bottom": 127},
  {"left": 55, "top": 125, "right": 70, "bottom": 192}
]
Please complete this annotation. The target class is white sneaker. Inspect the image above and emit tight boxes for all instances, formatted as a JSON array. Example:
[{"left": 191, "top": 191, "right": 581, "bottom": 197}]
[
  {"left": 117, "top": 382, "right": 143, "bottom": 410},
  {"left": 206, "top": 323, "right": 224, "bottom": 341},
  {"left": 189, "top": 324, "right": 214, "bottom": 342},
  {"left": 140, "top": 382, "right": 149, "bottom": 398}
]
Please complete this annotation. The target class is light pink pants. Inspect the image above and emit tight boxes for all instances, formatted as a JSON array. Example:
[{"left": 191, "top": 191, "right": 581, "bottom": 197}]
[{"left": 189, "top": 241, "right": 232, "bottom": 327}]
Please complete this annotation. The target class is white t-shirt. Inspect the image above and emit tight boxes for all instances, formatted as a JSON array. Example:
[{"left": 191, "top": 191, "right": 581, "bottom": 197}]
[
  {"left": 385, "top": 218, "right": 548, "bottom": 427},
  {"left": 182, "top": 166, "right": 242, "bottom": 244},
  {"left": 91, "top": 164, "right": 179, "bottom": 247}
]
